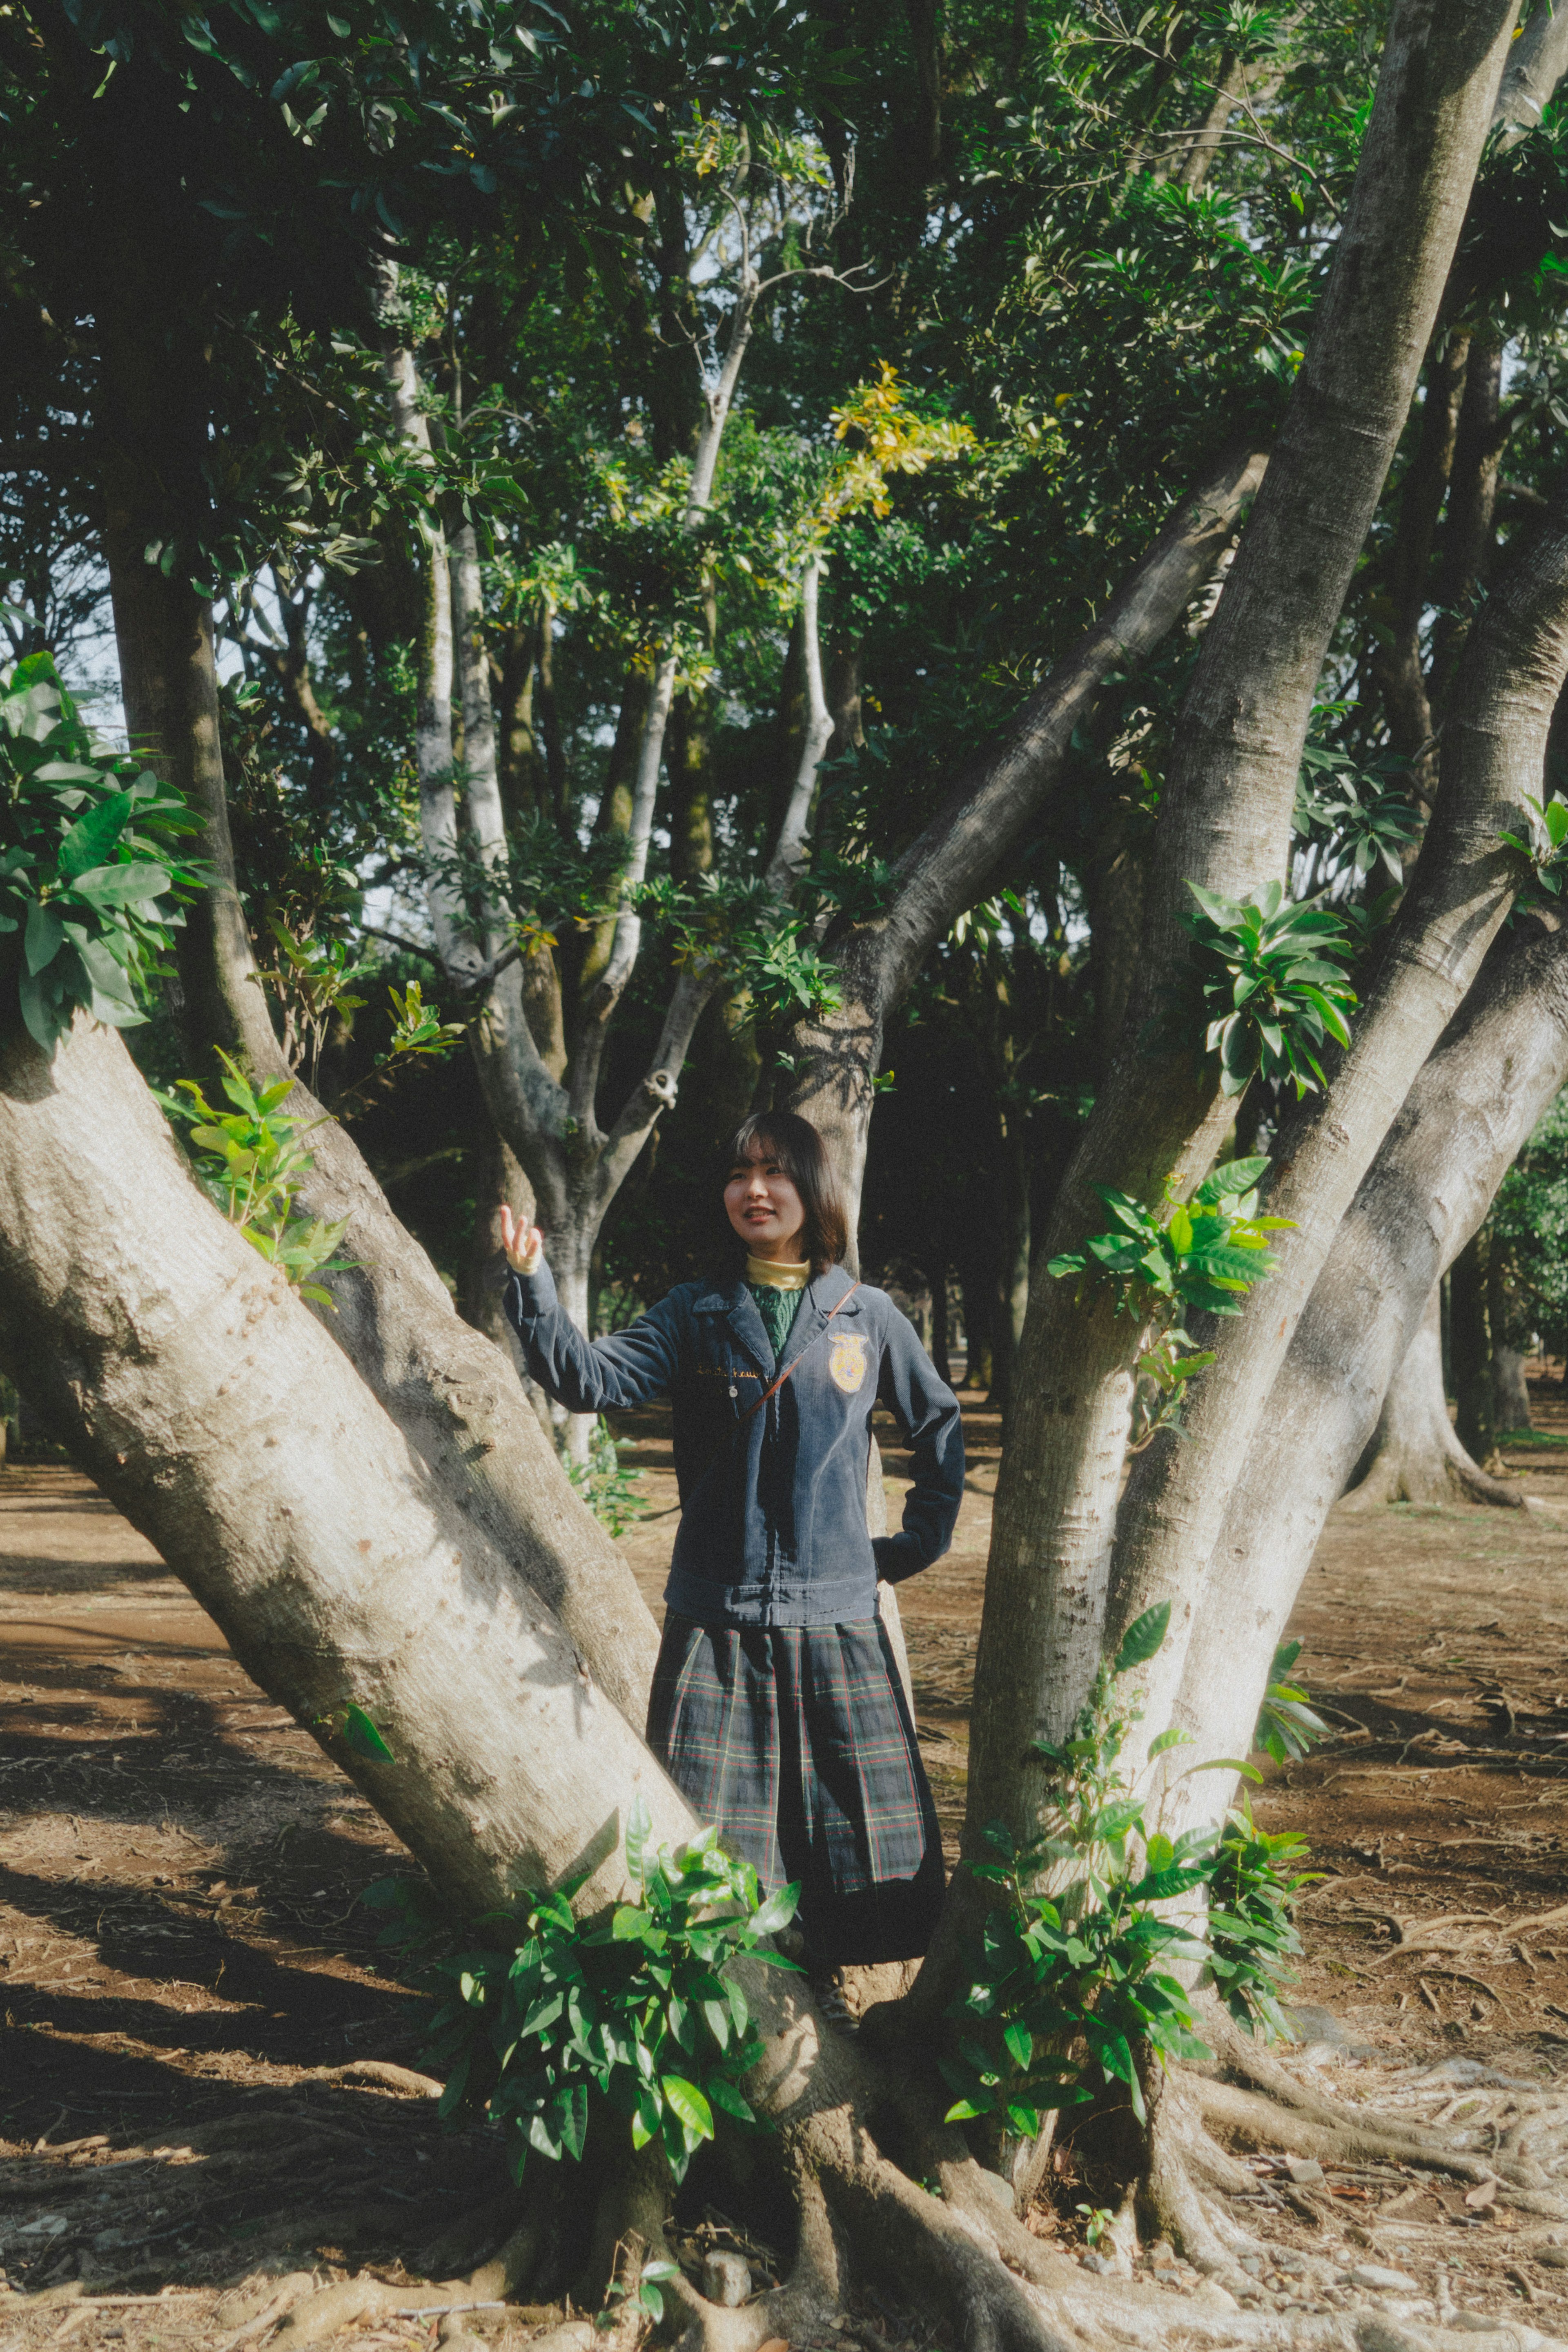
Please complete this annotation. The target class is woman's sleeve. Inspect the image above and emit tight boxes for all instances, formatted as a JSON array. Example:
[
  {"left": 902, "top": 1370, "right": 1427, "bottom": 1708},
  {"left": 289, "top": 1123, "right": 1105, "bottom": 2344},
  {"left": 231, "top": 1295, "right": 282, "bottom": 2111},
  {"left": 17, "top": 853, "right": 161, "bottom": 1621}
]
[
  {"left": 872, "top": 1307, "right": 966, "bottom": 1584},
  {"left": 503, "top": 1261, "right": 685, "bottom": 1413}
]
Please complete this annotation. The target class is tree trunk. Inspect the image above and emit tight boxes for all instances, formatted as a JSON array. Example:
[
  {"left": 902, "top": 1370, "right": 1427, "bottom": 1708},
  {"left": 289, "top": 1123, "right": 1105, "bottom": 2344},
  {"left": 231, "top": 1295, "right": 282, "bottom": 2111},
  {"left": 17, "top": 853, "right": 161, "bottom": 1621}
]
[
  {"left": 1106, "top": 465, "right": 1568, "bottom": 1768},
  {"left": 1494, "top": 1342, "right": 1532, "bottom": 1432},
  {"left": 988, "top": 1118, "right": 1031, "bottom": 1424},
  {"left": 1343, "top": 1282, "right": 1521, "bottom": 1507},
  {"left": 928, "top": 1262, "right": 950, "bottom": 1387},
  {"left": 1159, "top": 909, "right": 1568, "bottom": 1835},
  {"left": 960, "top": 1267, "right": 994, "bottom": 1393},
  {"left": 941, "top": 1, "right": 1529, "bottom": 1953},
  {"left": 1373, "top": 331, "right": 1469, "bottom": 794},
  {"left": 1450, "top": 1227, "right": 1497, "bottom": 1461},
  {"left": 0, "top": 1017, "right": 688, "bottom": 1915},
  {"left": 1087, "top": 834, "right": 1145, "bottom": 1080},
  {"left": 1429, "top": 336, "right": 1508, "bottom": 711}
]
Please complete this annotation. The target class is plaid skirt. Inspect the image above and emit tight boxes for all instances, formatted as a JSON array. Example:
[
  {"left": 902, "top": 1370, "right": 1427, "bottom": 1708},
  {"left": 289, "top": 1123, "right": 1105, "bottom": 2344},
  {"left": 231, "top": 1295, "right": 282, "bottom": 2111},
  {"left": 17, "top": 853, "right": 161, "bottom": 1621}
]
[{"left": 646, "top": 1612, "right": 946, "bottom": 1966}]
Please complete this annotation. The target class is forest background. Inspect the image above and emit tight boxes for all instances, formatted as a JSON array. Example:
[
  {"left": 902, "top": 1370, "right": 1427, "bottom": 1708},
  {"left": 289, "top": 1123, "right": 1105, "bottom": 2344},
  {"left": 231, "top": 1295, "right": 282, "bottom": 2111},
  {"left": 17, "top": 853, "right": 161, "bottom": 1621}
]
[
  {"left": 9, "top": 0, "right": 1568, "bottom": 1471},
  {"left": 11, "top": 0, "right": 1568, "bottom": 2341}
]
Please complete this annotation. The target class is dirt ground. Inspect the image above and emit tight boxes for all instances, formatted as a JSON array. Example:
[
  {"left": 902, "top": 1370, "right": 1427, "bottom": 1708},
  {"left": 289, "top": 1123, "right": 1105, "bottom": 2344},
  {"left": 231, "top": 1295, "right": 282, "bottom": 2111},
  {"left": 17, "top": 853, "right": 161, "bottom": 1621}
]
[{"left": 3, "top": 1386, "right": 1568, "bottom": 2348}]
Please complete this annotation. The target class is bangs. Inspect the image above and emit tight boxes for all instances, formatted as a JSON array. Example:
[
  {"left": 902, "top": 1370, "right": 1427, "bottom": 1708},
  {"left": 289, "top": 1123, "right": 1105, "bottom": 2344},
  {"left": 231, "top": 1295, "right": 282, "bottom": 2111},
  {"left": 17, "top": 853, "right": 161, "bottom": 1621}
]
[{"left": 721, "top": 1110, "right": 848, "bottom": 1275}]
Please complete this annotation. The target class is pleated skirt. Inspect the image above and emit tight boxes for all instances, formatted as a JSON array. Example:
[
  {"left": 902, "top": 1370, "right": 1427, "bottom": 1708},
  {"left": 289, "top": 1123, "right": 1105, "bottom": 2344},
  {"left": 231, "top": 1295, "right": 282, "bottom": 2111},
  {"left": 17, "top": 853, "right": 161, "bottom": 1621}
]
[{"left": 646, "top": 1610, "right": 946, "bottom": 1965}]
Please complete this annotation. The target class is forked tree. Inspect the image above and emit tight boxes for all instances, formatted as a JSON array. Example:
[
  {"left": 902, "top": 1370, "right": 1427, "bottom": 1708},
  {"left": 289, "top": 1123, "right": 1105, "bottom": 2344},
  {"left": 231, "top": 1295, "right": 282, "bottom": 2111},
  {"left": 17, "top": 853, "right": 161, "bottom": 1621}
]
[{"left": 8, "top": 5, "right": 1568, "bottom": 2349}]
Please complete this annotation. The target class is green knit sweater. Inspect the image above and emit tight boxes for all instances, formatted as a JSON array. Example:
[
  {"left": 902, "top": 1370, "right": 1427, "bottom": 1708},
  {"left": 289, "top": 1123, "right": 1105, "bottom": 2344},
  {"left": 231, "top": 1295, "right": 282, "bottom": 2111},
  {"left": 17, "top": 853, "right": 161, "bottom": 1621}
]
[{"left": 746, "top": 1279, "right": 805, "bottom": 1364}]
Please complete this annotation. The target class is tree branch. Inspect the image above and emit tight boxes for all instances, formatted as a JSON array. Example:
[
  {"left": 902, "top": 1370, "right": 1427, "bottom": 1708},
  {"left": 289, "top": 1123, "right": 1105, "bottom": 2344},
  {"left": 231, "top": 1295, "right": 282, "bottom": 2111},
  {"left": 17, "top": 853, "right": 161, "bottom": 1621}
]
[
  {"left": 1113, "top": 468, "right": 1568, "bottom": 1755},
  {"left": 873, "top": 442, "right": 1269, "bottom": 1006},
  {"left": 764, "top": 553, "right": 834, "bottom": 895}
]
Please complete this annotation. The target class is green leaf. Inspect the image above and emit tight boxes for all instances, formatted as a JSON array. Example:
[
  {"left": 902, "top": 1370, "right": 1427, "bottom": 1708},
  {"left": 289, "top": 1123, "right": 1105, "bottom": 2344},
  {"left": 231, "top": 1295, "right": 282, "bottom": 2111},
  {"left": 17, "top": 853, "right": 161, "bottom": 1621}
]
[
  {"left": 661, "top": 2075, "right": 714, "bottom": 2141},
  {"left": 67, "top": 861, "right": 171, "bottom": 907},
  {"left": 58, "top": 791, "right": 134, "bottom": 880},
  {"left": 1146, "top": 1726, "right": 1193, "bottom": 1760},
  {"left": 1002, "top": 2020, "right": 1033, "bottom": 2069},
  {"left": 708, "top": 2076, "right": 756, "bottom": 2124},
  {"left": 16, "top": 969, "right": 64, "bottom": 1054},
  {"left": 1194, "top": 1155, "right": 1269, "bottom": 1205},
  {"left": 343, "top": 1704, "right": 394, "bottom": 1761},
  {"left": 555, "top": 2081, "right": 589, "bottom": 2160},
  {"left": 1113, "top": 1602, "right": 1170, "bottom": 1676},
  {"left": 625, "top": 1793, "right": 651, "bottom": 1882},
  {"left": 23, "top": 900, "right": 63, "bottom": 976},
  {"left": 750, "top": 1882, "right": 801, "bottom": 1936},
  {"left": 1184, "top": 1756, "right": 1264, "bottom": 1782}
]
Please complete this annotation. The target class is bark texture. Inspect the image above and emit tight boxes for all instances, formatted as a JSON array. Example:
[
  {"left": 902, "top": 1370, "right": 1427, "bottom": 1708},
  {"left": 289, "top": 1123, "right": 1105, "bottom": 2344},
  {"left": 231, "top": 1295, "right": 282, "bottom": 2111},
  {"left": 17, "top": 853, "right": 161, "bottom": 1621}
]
[
  {"left": 1110, "top": 471, "right": 1568, "bottom": 1757},
  {"left": 944, "top": 0, "right": 1523, "bottom": 1907},
  {"left": 1163, "top": 914, "right": 1568, "bottom": 1835},
  {"left": 0, "top": 1017, "right": 685, "bottom": 1913},
  {"left": 1342, "top": 1284, "right": 1520, "bottom": 1509}
]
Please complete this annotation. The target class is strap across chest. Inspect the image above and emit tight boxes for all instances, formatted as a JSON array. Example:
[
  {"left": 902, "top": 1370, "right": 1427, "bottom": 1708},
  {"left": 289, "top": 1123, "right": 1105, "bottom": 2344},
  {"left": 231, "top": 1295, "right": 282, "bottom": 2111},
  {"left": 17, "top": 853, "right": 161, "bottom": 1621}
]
[{"left": 738, "top": 1283, "right": 862, "bottom": 1422}]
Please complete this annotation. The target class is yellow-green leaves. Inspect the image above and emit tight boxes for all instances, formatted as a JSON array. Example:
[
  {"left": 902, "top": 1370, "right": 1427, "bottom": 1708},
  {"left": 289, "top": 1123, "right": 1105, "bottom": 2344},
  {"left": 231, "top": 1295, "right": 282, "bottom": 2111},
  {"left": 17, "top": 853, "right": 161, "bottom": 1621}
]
[{"left": 157, "top": 1050, "right": 352, "bottom": 1308}]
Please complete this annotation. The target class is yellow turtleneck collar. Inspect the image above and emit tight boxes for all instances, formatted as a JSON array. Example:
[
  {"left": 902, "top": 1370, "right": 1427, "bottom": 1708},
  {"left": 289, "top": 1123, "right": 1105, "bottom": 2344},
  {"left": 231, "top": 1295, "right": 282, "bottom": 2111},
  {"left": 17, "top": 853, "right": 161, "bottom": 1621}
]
[{"left": 746, "top": 1251, "right": 809, "bottom": 1292}]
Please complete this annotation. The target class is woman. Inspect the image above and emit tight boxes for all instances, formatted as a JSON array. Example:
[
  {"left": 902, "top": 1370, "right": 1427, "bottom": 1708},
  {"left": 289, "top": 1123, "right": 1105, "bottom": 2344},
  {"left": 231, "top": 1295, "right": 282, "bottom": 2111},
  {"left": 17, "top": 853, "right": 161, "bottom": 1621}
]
[{"left": 500, "top": 1111, "right": 964, "bottom": 2014}]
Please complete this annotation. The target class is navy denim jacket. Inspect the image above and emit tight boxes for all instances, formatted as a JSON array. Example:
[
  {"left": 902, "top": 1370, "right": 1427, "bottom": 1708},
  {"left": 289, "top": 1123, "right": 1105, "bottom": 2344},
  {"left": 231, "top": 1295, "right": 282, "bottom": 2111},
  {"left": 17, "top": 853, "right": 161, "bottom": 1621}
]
[{"left": 504, "top": 1261, "right": 964, "bottom": 1628}]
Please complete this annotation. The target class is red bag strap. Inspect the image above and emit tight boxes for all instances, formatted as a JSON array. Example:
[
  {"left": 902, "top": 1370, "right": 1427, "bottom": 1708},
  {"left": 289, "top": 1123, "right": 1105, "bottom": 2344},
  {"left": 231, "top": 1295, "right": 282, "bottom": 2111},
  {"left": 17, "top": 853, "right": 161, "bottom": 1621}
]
[{"left": 739, "top": 1281, "right": 862, "bottom": 1422}]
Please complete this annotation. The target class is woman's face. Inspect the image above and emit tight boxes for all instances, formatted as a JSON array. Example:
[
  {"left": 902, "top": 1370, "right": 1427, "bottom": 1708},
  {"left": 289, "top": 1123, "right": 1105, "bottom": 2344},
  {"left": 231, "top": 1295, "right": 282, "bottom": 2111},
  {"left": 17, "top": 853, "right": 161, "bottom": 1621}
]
[{"left": 724, "top": 1144, "right": 806, "bottom": 1262}]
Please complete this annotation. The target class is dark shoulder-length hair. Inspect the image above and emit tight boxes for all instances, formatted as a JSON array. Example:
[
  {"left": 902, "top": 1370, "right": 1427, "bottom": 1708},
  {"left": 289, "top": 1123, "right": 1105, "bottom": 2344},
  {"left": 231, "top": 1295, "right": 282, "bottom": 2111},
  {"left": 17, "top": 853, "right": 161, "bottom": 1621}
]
[{"left": 720, "top": 1110, "right": 848, "bottom": 1277}]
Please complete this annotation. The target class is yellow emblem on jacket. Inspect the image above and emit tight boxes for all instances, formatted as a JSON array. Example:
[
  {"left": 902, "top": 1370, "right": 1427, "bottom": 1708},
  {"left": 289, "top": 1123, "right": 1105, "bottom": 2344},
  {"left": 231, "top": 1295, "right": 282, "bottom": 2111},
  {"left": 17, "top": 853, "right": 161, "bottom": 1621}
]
[{"left": 829, "top": 1332, "right": 869, "bottom": 1394}]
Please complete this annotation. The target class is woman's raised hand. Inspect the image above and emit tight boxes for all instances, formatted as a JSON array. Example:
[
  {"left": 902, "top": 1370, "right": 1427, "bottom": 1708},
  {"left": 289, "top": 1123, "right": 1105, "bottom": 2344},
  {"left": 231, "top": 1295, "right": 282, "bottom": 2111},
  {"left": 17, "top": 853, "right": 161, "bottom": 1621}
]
[{"left": 499, "top": 1206, "right": 544, "bottom": 1274}]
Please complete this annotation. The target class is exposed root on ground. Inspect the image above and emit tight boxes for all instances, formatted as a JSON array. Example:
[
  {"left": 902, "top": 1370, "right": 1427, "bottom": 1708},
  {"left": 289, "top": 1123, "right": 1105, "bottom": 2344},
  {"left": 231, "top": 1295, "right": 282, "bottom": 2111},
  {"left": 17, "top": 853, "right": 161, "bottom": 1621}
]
[
  {"left": 24, "top": 1998, "right": 1568, "bottom": 2350},
  {"left": 1343, "top": 1433, "right": 1527, "bottom": 1512}
]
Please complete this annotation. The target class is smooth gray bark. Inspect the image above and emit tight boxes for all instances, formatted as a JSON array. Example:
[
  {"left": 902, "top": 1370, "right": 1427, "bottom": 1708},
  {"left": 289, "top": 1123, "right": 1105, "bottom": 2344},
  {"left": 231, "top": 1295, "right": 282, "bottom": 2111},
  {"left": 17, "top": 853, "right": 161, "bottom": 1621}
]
[
  {"left": 1162, "top": 914, "right": 1568, "bottom": 1835},
  {"left": 1495, "top": 0, "right": 1568, "bottom": 145},
  {"left": 1494, "top": 1342, "right": 1533, "bottom": 1431},
  {"left": 0, "top": 1017, "right": 684, "bottom": 1914},
  {"left": 953, "top": 0, "right": 1524, "bottom": 1885},
  {"left": 1112, "top": 471, "right": 1568, "bottom": 1750},
  {"left": 1342, "top": 1282, "right": 1521, "bottom": 1508}
]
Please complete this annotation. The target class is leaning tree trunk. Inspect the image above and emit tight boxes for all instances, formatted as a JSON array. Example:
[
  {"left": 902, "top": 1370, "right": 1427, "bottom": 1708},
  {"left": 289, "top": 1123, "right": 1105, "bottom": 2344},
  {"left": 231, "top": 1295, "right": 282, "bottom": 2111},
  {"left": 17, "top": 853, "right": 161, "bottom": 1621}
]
[
  {"left": 1105, "top": 463, "right": 1568, "bottom": 1792},
  {"left": 929, "top": 1, "right": 1527, "bottom": 1949},
  {"left": 0, "top": 1012, "right": 1116, "bottom": 2352},
  {"left": 1158, "top": 910, "right": 1568, "bottom": 1849},
  {"left": 102, "top": 388, "right": 660, "bottom": 1719},
  {"left": 1342, "top": 1281, "right": 1523, "bottom": 1508},
  {"left": 0, "top": 1017, "right": 686, "bottom": 1915}
]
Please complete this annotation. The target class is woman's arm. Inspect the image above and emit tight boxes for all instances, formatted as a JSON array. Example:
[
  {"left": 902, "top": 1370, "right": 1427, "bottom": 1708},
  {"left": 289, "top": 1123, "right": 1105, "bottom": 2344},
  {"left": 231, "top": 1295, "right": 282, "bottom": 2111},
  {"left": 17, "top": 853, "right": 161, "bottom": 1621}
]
[
  {"left": 873, "top": 1311, "right": 965, "bottom": 1583},
  {"left": 504, "top": 1259, "right": 685, "bottom": 1415}
]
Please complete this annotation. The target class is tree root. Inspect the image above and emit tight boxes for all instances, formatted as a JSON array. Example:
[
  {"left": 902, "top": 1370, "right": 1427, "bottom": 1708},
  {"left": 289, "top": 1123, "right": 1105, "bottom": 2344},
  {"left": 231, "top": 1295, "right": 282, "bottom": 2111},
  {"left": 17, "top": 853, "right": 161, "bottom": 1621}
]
[
  {"left": 294, "top": 2060, "right": 443, "bottom": 2098},
  {"left": 1196, "top": 2004, "right": 1567, "bottom": 2205},
  {"left": 1342, "top": 1417, "right": 1527, "bottom": 1512},
  {"left": 244, "top": 1995, "right": 1568, "bottom": 2352},
  {"left": 269, "top": 2179, "right": 560, "bottom": 2344}
]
